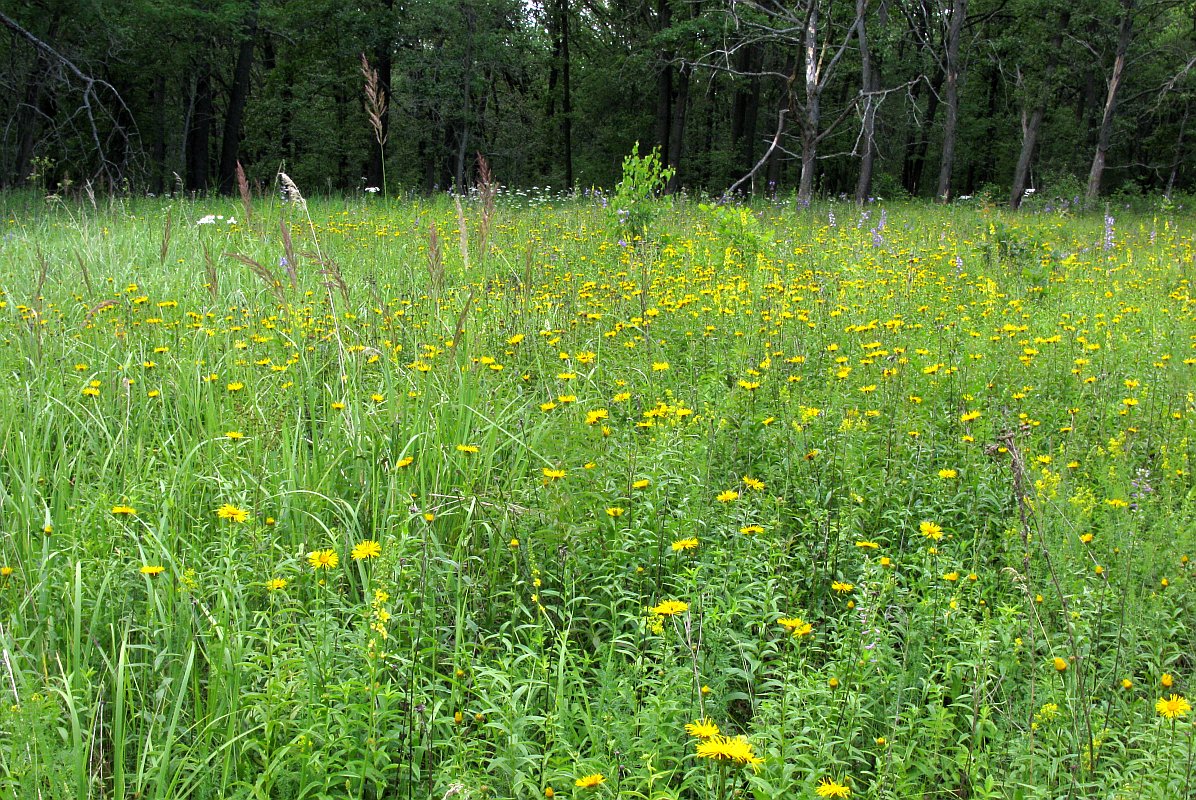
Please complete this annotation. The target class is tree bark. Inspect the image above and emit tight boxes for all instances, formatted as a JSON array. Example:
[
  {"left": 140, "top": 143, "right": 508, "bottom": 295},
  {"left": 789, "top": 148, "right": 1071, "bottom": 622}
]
[
  {"left": 559, "top": 0, "right": 573, "bottom": 189},
  {"left": 935, "top": 0, "right": 966, "bottom": 201},
  {"left": 1165, "top": 101, "right": 1188, "bottom": 196},
  {"left": 797, "top": 1, "right": 821, "bottom": 204},
  {"left": 219, "top": 0, "right": 260, "bottom": 194},
  {"left": 854, "top": 0, "right": 877, "bottom": 204},
  {"left": 666, "top": 63, "right": 690, "bottom": 193},
  {"left": 1010, "top": 13, "right": 1068, "bottom": 209},
  {"left": 186, "top": 64, "right": 213, "bottom": 192},
  {"left": 654, "top": 0, "right": 673, "bottom": 151},
  {"left": 1085, "top": 0, "right": 1134, "bottom": 201}
]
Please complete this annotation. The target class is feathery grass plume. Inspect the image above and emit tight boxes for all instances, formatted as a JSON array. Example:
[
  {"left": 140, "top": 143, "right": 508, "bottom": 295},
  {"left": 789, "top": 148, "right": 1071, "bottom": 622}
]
[
  {"left": 224, "top": 252, "right": 286, "bottom": 304},
  {"left": 202, "top": 244, "right": 218, "bottom": 300},
  {"left": 361, "top": 53, "right": 388, "bottom": 195},
  {"left": 360, "top": 54, "right": 388, "bottom": 147},
  {"left": 159, "top": 208, "right": 171, "bottom": 267},
  {"left": 427, "top": 223, "right": 445, "bottom": 296},
  {"left": 235, "top": 161, "right": 253, "bottom": 225},
  {"left": 278, "top": 172, "right": 305, "bottom": 208},
  {"left": 454, "top": 195, "right": 471, "bottom": 272},
  {"left": 279, "top": 220, "right": 297, "bottom": 290},
  {"left": 311, "top": 252, "right": 350, "bottom": 305},
  {"left": 476, "top": 153, "right": 497, "bottom": 256}
]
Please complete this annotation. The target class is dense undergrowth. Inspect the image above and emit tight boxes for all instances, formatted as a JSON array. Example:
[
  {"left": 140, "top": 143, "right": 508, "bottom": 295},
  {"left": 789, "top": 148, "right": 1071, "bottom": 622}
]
[{"left": 0, "top": 187, "right": 1193, "bottom": 799}]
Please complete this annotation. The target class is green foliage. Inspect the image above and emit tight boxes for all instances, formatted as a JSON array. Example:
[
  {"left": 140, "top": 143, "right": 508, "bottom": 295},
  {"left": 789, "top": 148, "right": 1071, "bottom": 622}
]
[
  {"left": 613, "top": 142, "right": 675, "bottom": 238},
  {"left": 0, "top": 195, "right": 1192, "bottom": 799}
]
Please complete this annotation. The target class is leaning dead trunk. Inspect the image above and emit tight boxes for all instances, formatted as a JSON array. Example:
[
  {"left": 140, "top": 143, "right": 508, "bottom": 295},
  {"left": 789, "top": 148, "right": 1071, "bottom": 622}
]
[{"left": 1086, "top": 0, "right": 1134, "bottom": 201}]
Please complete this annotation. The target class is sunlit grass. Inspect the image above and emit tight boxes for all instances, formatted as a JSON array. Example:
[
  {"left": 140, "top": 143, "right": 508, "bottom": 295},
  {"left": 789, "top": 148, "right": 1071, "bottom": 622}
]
[{"left": 0, "top": 189, "right": 1193, "bottom": 799}]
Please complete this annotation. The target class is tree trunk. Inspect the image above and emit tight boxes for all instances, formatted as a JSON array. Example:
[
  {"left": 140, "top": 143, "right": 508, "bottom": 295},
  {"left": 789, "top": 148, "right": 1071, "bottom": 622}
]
[
  {"left": 654, "top": 0, "right": 673, "bottom": 151},
  {"left": 559, "top": 0, "right": 573, "bottom": 189},
  {"left": 797, "top": 2, "right": 821, "bottom": 205},
  {"left": 909, "top": 71, "right": 942, "bottom": 195},
  {"left": 1010, "top": 13, "right": 1068, "bottom": 209},
  {"left": 1165, "top": 101, "right": 1189, "bottom": 196},
  {"left": 1086, "top": 0, "right": 1134, "bottom": 201},
  {"left": 1010, "top": 105, "right": 1045, "bottom": 208},
  {"left": 935, "top": 0, "right": 966, "bottom": 201},
  {"left": 219, "top": 0, "right": 260, "bottom": 194},
  {"left": 666, "top": 63, "right": 690, "bottom": 193},
  {"left": 854, "top": 0, "right": 877, "bottom": 204},
  {"left": 151, "top": 74, "right": 167, "bottom": 194},
  {"left": 186, "top": 64, "right": 213, "bottom": 192}
]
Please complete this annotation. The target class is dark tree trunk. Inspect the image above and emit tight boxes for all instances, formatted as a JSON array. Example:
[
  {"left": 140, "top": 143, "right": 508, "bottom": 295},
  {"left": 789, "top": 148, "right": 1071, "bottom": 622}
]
[
  {"left": 219, "top": 0, "right": 260, "bottom": 194},
  {"left": 559, "top": 0, "right": 573, "bottom": 189},
  {"left": 666, "top": 63, "right": 690, "bottom": 193},
  {"left": 935, "top": 0, "right": 966, "bottom": 201},
  {"left": 1010, "top": 105, "right": 1045, "bottom": 207},
  {"left": 1165, "top": 101, "right": 1188, "bottom": 196},
  {"left": 907, "top": 71, "right": 942, "bottom": 195},
  {"left": 1086, "top": 0, "right": 1134, "bottom": 200},
  {"left": 654, "top": 0, "right": 673, "bottom": 151},
  {"left": 151, "top": 74, "right": 167, "bottom": 194},
  {"left": 186, "top": 64, "right": 213, "bottom": 192},
  {"left": 854, "top": 0, "right": 877, "bottom": 204}
]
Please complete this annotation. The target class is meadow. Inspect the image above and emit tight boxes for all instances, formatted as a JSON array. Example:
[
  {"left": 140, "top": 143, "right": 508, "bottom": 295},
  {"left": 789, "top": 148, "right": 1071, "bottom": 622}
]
[{"left": 0, "top": 182, "right": 1193, "bottom": 800}]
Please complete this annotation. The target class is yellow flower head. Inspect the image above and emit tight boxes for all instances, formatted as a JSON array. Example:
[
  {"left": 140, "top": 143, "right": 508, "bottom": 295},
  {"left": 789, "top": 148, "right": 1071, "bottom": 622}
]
[
  {"left": 778, "top": 617, "right": 813, "bottom": 637},
  {"left": 695, "top": 735, "right": 763, "bottom": 769},
  {"left": 1053, "top": 657, "right": 1069, "bottom": 672},
  {"left": 216, "top": 503, "right": 250, "bottom": 523},
  {"left": 139, "top": 565, "right": 165, "bottom": 576},
  {"left": 919, "top": 520, "right": 943, "bottom": 540},
  {"left": 574, "top": 774, "right": 605, "bottom": 789},
  {"left": 684, "top": 718, "right": 720, "bottom": 738},
  {"left": 671, "top": 538, "right": 699, "bottom": 552},
  {"left": 815, "top": 777, "right": 851, "bottom": 798},
  {"left": 650, "top": 600, "right": 689, "bottom": 616},
  {"left": 351, "top": 539, "right": 381, "bottom": 560},
  {"left": 1156, "top": 694, "right": 1191, "bottom": 719},
  {"left": 308, "top": 549, "right": 339, "bottom": 570}
]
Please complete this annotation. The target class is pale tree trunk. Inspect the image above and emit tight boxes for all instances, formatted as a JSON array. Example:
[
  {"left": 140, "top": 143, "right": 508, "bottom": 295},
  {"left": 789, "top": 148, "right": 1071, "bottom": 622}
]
[
  {"left": 854, "top": 0, "right": 877, "bottom": 204},
  {"left": 797, "top": 1, "right": 821, "bottom": 204},
  {"left": 1086, "top": 0, "right": 1134, "bottom": 201},
  {"left": 935, "top": 0, "right": 966, "bottom": 201}
]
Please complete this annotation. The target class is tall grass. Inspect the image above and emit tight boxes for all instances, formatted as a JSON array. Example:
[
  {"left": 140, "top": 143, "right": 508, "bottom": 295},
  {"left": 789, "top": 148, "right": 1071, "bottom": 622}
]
[{"left": 0, "top": 189, "right": 1192, "bottom": 799}]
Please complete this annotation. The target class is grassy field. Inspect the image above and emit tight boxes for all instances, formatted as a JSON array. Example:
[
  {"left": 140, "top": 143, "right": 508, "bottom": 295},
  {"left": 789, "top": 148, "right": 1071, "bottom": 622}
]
[{"left": 0, "top": 186, "right": 1193, "bottom": 800}]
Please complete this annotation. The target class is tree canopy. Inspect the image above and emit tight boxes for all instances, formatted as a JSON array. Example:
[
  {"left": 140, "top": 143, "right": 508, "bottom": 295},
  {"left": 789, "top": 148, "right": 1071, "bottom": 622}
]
[{"left": 2, "top": 0, "right": 1193, "bottom": 202}]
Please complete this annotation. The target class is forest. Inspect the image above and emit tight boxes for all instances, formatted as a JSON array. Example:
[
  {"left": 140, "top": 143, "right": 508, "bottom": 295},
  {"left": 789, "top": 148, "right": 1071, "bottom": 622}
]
[{"left": 1, "top": 0, "right": 1195, "bottom": 203}]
